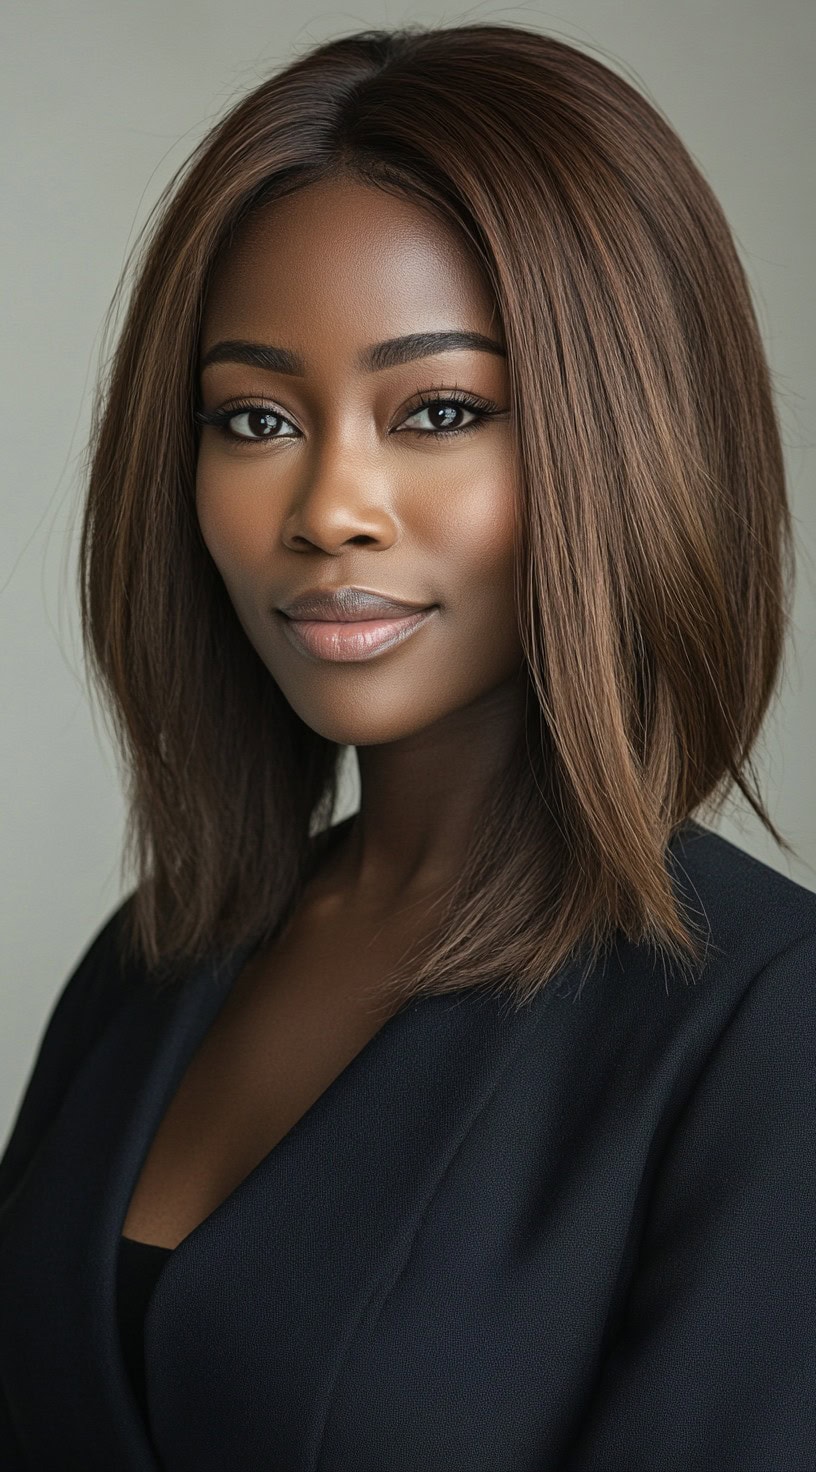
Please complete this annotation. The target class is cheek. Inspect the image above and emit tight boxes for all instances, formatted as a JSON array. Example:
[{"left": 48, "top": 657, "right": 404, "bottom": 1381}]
[
  {"left": 195, "top": 457, "right": 274, "bottom": 586},
  {"left": 439, "top": 468, "right": 518, "bottom": 609}
]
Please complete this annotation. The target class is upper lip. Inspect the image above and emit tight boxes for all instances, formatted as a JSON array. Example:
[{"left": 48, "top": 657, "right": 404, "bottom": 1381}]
[{"left": 278, "top": 585, "right": 435, "bottom": 622}]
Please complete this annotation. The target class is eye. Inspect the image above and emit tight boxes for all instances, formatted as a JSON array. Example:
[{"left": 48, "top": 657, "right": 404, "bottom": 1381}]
[
  {"left": 228, "top": 407, "right": 296, "bottom": 440},
  {"left": 396, "top": 392, "right": 492, "bottom": 437},
  {"left": 194, "top": 387, "right": 502, "bottom": 445},
  {"left": 195, "top": 402, "right": 297, "bottom": 441}
]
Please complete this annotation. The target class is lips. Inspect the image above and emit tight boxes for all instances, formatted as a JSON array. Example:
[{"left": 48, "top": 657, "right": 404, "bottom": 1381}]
[
  {"left": 279, "top": 606, "right": 438, "bottom": 662},
  {"left": 279, "top": 586, "right": 434, "bottom": 622}
]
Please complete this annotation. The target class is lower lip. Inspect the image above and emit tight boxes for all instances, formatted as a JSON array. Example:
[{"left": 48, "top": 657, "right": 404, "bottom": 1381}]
[{"left": 279, "top": 607, "right": 437, "bottom": 662}]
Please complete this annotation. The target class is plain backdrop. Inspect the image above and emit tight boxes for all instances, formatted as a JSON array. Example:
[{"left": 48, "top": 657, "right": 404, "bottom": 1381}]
[{"left": 2, "top": 0, "right": 814, "bottom": 1145}]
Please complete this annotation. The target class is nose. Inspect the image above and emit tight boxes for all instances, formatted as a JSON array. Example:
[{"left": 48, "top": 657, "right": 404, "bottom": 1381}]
[{"left": 280, "top": 429, "right": 401, "bottom": 554}]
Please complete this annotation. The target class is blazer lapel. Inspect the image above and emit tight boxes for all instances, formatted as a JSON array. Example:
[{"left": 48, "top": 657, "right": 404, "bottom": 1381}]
[
  {"left": 1, "top": 927, "right": 568, "bottom": 1471},
  {"left": 141, "top": 978, "right": 558, "bottom": 1472}
]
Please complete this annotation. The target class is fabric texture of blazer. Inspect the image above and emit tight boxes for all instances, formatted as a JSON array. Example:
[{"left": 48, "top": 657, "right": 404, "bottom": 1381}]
[{"left": 1, "top": 816, "right": 815, "bottom": 1471}]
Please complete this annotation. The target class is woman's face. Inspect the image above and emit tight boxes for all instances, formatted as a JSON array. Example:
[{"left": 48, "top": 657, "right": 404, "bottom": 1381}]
[{"left": 196, "top": 174, "right": 525, "bottom": 749}]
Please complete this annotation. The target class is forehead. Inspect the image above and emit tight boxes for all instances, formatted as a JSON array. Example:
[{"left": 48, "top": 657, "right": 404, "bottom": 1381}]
[{"left": 201, "top": 175, "right": 500, "bottom": 352}]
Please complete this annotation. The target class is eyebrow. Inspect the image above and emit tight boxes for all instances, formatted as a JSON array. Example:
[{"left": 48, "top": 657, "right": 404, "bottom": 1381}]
[{"left": 199, "top": 330, "right": 507, "bottom": 376}]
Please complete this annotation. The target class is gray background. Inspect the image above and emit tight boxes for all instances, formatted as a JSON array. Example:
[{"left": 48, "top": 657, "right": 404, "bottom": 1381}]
[{"left": 2, "top": 0, "right": 814, "bottom": 1144}]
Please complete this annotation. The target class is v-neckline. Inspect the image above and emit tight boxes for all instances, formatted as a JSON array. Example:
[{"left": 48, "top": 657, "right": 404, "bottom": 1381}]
[{"left": 116, "top": 811, "right": 409, "bottom": 1266}]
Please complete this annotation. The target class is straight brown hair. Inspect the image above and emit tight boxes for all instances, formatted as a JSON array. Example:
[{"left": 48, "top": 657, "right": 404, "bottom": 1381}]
[{"left": 78, "top": 22, "right": 797, "bottom": 1010}]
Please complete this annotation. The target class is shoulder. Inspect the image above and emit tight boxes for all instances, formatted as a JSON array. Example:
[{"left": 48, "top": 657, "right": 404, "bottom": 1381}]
[
  {"left": 0, "top": 893, "right": 143, "bottom": 1208},
  {"left": 39, "top": 892, "right": 144, "bottom": 1046},
  {"left": 654, "top": 822, "right": 816, "bottom": 1140},
  {"left": 553, "top": 821, "right": 816, "bottom": 1120},
  {"left": 667, "top": 818, "right": 816, "bottom": 980}
]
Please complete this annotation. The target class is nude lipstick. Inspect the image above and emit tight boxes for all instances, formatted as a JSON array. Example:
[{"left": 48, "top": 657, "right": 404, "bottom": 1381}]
[
  {"left": 276, "top": 583, "right": 438, "bottom": 663},
  {"left": 278, "top": 607, "right": 437, "bottom": 662}
]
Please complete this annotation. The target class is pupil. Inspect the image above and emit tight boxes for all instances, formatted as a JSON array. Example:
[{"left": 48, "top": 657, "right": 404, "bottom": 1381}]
[
  {"left": 433, "top": 404, "right": 458, "bottom": 427},
  {"left": 249, "top": 410, "right": 276, "bottom": 436}
]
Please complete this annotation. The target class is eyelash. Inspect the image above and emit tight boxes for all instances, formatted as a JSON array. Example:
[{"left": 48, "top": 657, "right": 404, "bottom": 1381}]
[{"left": 194, "top": 387, "right": 499, "bottom": 445}]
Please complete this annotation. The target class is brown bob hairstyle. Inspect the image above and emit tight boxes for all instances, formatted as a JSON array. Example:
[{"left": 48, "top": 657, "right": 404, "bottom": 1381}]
[{"left": 78, "top": 22, "right": 797, "bottom": 1010}]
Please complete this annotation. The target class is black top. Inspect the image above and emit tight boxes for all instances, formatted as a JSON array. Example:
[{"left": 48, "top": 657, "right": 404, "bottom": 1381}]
[
  {"left": 116, "top": 1236, "right": 174, "bottom": 1424},
  {"left": 2, "top": 817, "right": 816, "bottom": 1470}
]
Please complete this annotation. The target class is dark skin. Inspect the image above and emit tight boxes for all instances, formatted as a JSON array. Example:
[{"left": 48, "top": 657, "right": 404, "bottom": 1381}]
[
  {"left": 196, "top": 174, "right": 527, "bottom": 920},
  {"left": 122, "top": 178, "right": 528, "bottom": 1246}
]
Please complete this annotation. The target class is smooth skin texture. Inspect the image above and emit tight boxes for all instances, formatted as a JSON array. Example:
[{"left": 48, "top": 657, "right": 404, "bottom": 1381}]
[
  {"left": 122, "top": 177, "right": 529, "bottom": 1247},
  {"left": 196, "top": 174, "right": 527, "bottom": 914}
]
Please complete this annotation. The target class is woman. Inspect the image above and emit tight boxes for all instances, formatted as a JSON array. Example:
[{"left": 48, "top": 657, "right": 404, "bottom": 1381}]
[{"left": 1, "top": 21, "right": 813, "bottom": 1470}]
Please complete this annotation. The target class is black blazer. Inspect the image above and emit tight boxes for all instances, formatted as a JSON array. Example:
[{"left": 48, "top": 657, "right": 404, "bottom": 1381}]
[{"left": 1, "top": 818, "right": 815, "bottom": 1471}]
